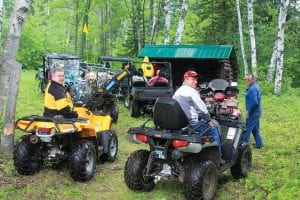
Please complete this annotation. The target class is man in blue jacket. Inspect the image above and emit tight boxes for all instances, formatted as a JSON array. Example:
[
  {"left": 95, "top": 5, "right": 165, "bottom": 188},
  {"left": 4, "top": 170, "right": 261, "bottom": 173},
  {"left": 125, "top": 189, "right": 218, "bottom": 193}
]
[{"left": 242, "top": 73, "right": 263, "bottom": 148}]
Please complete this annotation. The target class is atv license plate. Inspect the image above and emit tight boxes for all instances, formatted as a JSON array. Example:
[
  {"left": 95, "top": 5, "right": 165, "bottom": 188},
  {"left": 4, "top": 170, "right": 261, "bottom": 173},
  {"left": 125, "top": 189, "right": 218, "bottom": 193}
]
[{"left": 155, "top": 149, "right": 165, "bottom": 159}]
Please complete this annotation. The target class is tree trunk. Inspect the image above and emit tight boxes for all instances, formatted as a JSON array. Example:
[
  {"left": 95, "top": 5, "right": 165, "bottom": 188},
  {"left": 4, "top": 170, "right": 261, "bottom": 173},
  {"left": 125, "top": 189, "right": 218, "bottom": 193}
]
[
  {"left": 164, "top": 0, "right": 172, "bottom": 45},
  {"left": 274, "top": 0, "right": 290, "bottom": 95},
  {"left": 0, "top": 0, "right": 3, "bottom": 41},
  {"left": 267, "top": 40, "right": 277, "bottom": 82},
  {"left": 174, "top": 0, "right": 189, "bottom": 45},
  {"left": 1, "top": 61, "right": 22, "bottom": 156},
  {"left": 0, "top": 0, "right": 30, "bottom": 120},
  {"left": 247, "top": 0, "right": 257, "bottom": 75},
  {"left": 236, "top": 0, "right": 248, "bottom": 78},
  {"left": 80, "top": 0, "right": 91, "bottom": 60},
  {"left": 74, "top": 0, "right": 80, "bottom": 55},
  {"left": 0, "top": 0, "right": 31, "bottom": 156},
  {"left": 107, "top": 0, "right": 112, "bottom": 56}
]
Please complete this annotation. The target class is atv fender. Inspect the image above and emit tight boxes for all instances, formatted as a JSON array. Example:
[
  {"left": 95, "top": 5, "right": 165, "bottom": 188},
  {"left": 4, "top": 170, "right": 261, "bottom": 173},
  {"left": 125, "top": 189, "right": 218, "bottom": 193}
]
[{"left": 98, "top": 130, "right": 113, "bottom": 154}]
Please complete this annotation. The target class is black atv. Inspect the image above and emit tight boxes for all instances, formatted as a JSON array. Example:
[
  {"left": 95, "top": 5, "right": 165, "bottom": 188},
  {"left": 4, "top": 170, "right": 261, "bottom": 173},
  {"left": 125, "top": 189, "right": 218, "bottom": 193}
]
[{"left": 124, "top": 97, "right": 251, "bottom": 200}]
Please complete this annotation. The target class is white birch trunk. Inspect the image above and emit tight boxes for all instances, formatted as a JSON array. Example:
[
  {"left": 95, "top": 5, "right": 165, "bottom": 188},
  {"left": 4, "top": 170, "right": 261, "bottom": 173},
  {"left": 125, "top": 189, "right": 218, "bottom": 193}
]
[
  {"left": 164, "top": 0, "right": 172, "bottom": 45},
  {"left": 0, "top": 0, "right": 32, "bottom": 155},
  {"left": 236, "top": 0, "right": 248, "bottom": 78},
  {"left": 174, "top": 0, "right": 189, "bottom": 45},
  {"left": 247, "top": 0, "right": 257, "bottom": 75},
  {"left": 267, "top": 40, "right": 278, "bottom": 82},
  {"left": 274, "top": 0, "right": 290, "bottom": 94}
]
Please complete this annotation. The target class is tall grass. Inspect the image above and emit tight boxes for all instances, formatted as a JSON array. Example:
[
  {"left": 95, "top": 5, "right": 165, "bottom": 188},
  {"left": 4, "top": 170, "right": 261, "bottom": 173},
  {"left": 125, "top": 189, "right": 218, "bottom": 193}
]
[{"left": 0, "top": 70, "right": 299, "bottom": 200}]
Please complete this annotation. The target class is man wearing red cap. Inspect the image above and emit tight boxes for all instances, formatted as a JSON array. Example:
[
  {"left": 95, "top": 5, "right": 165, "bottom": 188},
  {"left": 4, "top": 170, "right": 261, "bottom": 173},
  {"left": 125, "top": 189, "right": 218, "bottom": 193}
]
[{"left": 173, "top": 70, "right": 224, "bottom": 164}]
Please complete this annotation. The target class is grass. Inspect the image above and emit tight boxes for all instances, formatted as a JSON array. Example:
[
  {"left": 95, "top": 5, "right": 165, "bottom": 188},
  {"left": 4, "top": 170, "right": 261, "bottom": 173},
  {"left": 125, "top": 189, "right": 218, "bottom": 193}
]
[{"left": 0, "top": 70, "right": 300, "bottom": 200}]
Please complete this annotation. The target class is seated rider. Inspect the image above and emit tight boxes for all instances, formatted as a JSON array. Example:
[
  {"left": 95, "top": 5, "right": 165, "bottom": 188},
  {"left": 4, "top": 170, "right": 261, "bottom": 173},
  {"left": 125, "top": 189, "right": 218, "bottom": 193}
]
[
  {"left": 148, "top": 70, "right": 169, "bottom": 87},
  {"left": 43, "top": 65, "right": 78, "bottom": 119},
  {"left": 173, "top": 70, "right": 224, "bottom": 164}
]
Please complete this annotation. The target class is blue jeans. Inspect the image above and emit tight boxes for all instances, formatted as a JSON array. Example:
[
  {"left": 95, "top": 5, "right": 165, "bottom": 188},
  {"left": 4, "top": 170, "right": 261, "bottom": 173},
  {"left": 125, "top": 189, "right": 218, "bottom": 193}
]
[
  {"left": 192, "top": 120, "right": 222, "bottom": 158},
  {"left": 242, "top": 114, "right": 263, "bottom": 147}
]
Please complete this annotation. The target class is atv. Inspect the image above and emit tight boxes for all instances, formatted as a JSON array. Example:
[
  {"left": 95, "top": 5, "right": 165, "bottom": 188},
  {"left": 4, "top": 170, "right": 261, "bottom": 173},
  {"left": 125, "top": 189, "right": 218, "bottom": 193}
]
[
  {"left": 124, "top": 81, "right": 251, "bottom": 199},
  {"left": 13, "top": 68, "right": 132, "bottom": 181}
]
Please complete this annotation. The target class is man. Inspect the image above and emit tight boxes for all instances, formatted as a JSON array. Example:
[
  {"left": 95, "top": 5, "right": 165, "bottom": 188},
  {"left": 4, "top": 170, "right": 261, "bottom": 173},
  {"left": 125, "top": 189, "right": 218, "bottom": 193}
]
[
  {"left": 148, "top": 70, "right": 169, "bottom": 86},
  {"left": 173, "top": 70, "right": 224, "bottom": 163},
  {"left": 43, "top": 66, "right": 78, "bottom": 119},
  {"left": 242, "top": 73, "right": 263, "bottom": 148}
]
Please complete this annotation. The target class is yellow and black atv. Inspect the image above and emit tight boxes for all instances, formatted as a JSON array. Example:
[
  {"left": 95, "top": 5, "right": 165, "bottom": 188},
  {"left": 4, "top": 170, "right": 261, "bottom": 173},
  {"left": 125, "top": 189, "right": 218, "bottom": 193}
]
[{"left": 14, "top": 68, "right": 131, "bottom": 181}]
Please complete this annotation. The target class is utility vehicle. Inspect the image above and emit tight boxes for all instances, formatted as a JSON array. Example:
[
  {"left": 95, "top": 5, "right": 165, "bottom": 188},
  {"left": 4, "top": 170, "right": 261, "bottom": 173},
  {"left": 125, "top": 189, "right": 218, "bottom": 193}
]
[{"left": 36, "top": 53, "right": 81, "bottom": 92}]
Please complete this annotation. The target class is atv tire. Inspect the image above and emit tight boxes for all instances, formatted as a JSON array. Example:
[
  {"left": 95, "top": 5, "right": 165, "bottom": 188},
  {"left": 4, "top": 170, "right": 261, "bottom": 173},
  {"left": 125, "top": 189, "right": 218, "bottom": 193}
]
[
  {"left": 69, "top": 141, "right": 96, "bottom": 181},
  {"left": 130, "top": 100, "right": 140, "bottom": 118},
  {"left": 184, "top": 160, "right": 218, "bottom": 200},
  {"left": 99, "top": 131, "right": 118, "bottom": 162},
  {"left": 124, "top": 150, "right": 155, "bottom": 191},
  {"left": 110, "top": 103, "right": 119, "bottom": 123},
  {"left": 14, "top": 135, "right": 42, "bottom": 175},
  {"left": 230, "top": 142, "right": 252, "bottom": 179}
]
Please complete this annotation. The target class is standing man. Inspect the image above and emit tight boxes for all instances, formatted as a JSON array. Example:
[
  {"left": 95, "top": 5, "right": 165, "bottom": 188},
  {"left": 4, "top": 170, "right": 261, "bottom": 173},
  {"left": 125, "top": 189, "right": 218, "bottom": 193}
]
[
  {"left": 43, "top": 65, "right": 78, "bottom": 119},
  {"left": 173, "top": 70, "right": 224, "bottom": 164},
  {"left": 242, "top": 73, "right": 263, "bottom": 148}
]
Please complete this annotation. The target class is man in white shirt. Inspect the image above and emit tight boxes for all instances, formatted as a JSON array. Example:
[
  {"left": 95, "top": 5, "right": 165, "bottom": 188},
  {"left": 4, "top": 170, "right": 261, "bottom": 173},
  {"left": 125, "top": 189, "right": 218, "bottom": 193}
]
[{"left": 173, "top": 70, "right": 224, "bottom": 164}]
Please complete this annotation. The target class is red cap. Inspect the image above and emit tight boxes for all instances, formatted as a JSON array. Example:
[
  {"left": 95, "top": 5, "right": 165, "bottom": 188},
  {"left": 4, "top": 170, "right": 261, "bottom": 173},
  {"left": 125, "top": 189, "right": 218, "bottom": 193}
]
[{"left": 183, "top": 70, "right": 200, "bottom": 79}]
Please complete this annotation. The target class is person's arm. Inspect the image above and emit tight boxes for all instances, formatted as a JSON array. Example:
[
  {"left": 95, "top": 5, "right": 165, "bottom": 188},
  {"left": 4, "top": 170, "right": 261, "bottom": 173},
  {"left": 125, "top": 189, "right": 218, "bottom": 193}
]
[
  {"left": 55, "top": 94, "right": 78, "bottom": 119},
  {"left": 246, "top": 88, "right": 259, "bottom": 116}
]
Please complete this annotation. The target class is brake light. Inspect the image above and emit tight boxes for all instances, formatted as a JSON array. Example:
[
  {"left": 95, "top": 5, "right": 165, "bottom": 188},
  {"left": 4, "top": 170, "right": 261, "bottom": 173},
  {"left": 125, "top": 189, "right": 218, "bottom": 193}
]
[
  {"left": 135, "top": 133, "right": 148, "bottom": 143},
  {"left": 172, "top": 140, "right": 188, "bottom": 148},
  {"left": 38, "top": 127, "right": 52, "bottom": 133},
  {"left": 214, "top": 93, "right": 225, "bottom": 101}
]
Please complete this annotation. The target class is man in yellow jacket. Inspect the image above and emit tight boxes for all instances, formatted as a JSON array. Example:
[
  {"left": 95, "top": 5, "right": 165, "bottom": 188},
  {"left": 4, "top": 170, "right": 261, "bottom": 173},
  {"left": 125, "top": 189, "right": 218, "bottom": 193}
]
[{"left": 43, "top": 66, "right": 78, "bottom": 119}]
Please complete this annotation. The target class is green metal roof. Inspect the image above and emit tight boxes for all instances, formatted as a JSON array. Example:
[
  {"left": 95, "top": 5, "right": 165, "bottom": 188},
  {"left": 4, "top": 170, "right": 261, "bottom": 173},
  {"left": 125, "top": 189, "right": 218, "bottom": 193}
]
[{"left": 139, "top": 44, "right": 234, "bottom": 59}]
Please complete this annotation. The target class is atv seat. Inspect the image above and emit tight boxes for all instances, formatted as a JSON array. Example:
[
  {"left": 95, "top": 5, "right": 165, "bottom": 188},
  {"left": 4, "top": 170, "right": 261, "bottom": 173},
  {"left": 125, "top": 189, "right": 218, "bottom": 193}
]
[{"left": 153, "top": 97, "right": 189, "bottom": 130}]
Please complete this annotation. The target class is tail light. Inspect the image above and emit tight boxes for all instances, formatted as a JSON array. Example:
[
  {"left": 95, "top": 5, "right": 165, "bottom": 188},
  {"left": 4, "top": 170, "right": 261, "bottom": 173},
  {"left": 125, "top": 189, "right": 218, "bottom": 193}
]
[
  {"left": 172, "top": 139, "right": 188, "bottom": 148},
  {"left": 134, "top": 92, "right": 139, "bottom": 98},
  {"left": 37, "top": 127, "right": 52, "bottom": 134},
  {"left": 135, "top": 133, "right": 148, "bottom": 143},
  {"left": 214, "top": 93, "right": 225, "bottom": 101}
]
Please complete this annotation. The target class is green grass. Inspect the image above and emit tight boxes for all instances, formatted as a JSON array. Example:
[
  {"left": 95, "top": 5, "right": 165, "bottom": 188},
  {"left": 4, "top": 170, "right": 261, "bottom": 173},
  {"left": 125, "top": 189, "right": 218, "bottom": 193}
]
[{"left": 0, "top": 70, "right": 300, "bottom": 200}]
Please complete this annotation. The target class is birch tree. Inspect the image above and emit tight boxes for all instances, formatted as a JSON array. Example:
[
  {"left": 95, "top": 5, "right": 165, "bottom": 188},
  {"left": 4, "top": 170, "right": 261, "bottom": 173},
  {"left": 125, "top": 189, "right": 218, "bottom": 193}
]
[
  {"left": 174, "top": 0, "right": 189, "bottom": 45},
  {"left": 236, "top": 0, "right": 248, "bottom": 77},
  {"left": 0, "top": 0, "right": 32, "bottom": 156},
  {"left": 164, "top": 0, "right": 172, "bottom": 45},
  {"left": 274, "top": 0, "right": 290, "bottom": 94},
  {"left": 247, "top": 0, "right": 257, "bottom": 75}
]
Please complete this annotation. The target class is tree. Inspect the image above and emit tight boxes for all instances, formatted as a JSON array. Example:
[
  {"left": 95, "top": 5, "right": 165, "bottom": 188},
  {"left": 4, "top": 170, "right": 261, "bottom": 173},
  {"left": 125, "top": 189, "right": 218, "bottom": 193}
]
[
  {"left": 236, "top": 0, "right": 248, "bottom": 77},
  {"left": 163, "top": 0, "right": 173, "bottom": 45},
  {"left": 174, "top": 0, "right": 189, "bottom": 44},
  {"left": 0, "top": 0, "right": 3, "bottom": 41},
  {"left": 274, "top": 0, "right": 290, "bottom": 94},
  {"left": 0, "top": 0, "right": 32, "bottom": 156},
  {"left": 247, "top": 0, "right": 257, "bottom": 75}
]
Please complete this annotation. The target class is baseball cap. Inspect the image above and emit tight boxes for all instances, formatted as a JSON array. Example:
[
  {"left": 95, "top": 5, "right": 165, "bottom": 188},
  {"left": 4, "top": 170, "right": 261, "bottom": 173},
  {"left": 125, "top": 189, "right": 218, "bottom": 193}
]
[{"left": 183, "top": 70, "right": 200, "bottom": 79}]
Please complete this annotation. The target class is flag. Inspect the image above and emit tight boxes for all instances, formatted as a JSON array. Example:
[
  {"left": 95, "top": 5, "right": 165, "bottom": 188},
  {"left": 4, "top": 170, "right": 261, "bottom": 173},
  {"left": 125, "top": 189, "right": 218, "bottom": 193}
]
[
  {"left": 94, "top": 37, "right": 97, "bottom": 45},
  {"left": 83, "top": 23, "right": 89, "bottom": 34}
]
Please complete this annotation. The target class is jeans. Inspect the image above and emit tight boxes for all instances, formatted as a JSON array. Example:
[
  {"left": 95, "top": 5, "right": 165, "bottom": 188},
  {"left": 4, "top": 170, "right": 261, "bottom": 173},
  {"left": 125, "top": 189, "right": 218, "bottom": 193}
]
[
  {"left": 192, "top": 120, "right": 223, "bottom": 158},
  {"left": 242, "top": 114, "right": 263, "bottom": 147}
]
